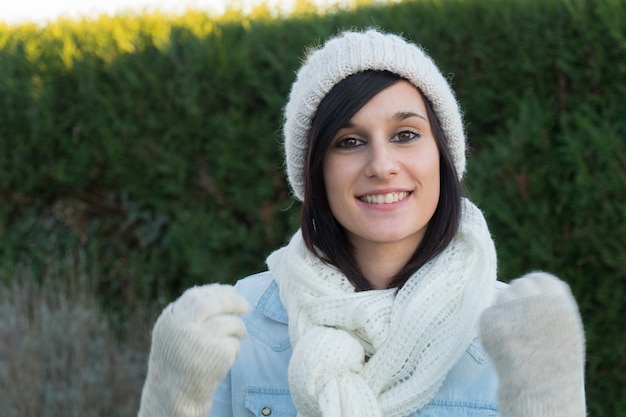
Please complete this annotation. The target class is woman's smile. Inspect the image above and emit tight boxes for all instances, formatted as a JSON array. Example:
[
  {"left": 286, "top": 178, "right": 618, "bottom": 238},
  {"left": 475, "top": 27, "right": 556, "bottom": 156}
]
[{"left": 357, "top": 191, "right": 412, "bottom": 205}]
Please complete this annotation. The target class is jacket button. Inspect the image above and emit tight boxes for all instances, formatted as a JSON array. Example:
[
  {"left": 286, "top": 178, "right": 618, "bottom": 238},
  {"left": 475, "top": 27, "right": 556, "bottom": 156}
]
[{"left": 261, "top": 407, "right": 272, "bottom": 416}]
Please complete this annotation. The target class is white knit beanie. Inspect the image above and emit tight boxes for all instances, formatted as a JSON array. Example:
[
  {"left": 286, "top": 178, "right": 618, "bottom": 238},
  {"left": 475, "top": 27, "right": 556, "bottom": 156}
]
[{"left": 283, "top": 28, "right": 466, "bottom": 201}]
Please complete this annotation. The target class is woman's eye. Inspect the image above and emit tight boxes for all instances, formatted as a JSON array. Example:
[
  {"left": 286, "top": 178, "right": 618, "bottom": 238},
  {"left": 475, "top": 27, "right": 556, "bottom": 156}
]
[
  {"left": 336, "top": 137, "right": 363, "bottom": 149},
  {"left": 394, "top": 131, "right": 420, "bottom": 142}
]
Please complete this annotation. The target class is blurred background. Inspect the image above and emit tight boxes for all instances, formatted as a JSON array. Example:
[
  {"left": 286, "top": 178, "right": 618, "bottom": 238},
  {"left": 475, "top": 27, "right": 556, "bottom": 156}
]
[{"left": 0, "top": 0, "right": 624, "bottom": 416}]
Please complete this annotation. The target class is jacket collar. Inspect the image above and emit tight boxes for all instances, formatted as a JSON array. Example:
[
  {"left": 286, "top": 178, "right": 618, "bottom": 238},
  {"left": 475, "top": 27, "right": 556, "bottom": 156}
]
[{"left": 256, "top": 279, "right": 289, "bottom": 324}]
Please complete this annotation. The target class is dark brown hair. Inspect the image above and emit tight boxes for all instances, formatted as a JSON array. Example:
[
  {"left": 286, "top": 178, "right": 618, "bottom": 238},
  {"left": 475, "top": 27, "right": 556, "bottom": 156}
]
[{"left": 301, "top": 70, "right": 463, "bottom": 291}]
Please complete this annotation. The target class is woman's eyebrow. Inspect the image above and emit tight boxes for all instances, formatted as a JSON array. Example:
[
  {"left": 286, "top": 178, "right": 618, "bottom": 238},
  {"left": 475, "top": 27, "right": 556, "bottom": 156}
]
[{"left": 393, "top": 111, "right": 427, "bottom": 121}]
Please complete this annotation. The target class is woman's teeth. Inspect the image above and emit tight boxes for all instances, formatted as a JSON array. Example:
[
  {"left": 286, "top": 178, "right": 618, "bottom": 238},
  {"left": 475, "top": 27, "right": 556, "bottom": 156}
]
[{"left": 359, "top": 191, "right": 409, "bottom": 204}]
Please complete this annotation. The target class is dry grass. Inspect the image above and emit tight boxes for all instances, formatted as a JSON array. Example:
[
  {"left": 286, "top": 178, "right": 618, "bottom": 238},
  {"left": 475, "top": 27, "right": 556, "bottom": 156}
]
[{"left": 0, "top": 251, "right": 158, "bottom": 417}]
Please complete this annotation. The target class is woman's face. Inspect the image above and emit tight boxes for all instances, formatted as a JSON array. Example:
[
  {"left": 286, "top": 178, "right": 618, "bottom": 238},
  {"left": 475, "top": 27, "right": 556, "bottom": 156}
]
[{"left": 323, "top": 80, "right": 440, "bottom": 258}]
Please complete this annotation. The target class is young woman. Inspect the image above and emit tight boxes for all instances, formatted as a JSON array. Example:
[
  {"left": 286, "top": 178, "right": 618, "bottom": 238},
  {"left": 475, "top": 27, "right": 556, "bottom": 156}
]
[{"left": 138, "top": 29, "right": 586, "bottom": 417}]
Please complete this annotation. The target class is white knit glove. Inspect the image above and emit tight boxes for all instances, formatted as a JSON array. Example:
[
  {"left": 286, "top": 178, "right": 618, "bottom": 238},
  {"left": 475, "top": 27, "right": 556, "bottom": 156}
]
[
  {"left": 479, "top": 272, "right": 586, "bottom": 417},
  {"left": 138, "top": 284, "right": 249, "bottom": 417}
]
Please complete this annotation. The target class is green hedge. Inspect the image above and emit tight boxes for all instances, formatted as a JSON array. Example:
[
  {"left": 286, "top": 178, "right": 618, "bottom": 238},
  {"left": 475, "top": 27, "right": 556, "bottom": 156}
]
[{"left": 0, "top": 0, "right": 624, "bottom": 415}]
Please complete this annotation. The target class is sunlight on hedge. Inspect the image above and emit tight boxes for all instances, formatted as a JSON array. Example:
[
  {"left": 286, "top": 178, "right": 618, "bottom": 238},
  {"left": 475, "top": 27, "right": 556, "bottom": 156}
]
[{"left": 0, "top": 0, "right": 398, "bottom": 64}]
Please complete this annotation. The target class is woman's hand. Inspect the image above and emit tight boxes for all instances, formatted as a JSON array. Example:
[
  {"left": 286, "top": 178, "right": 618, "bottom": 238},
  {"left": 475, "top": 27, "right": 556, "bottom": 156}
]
[
  {"left": 479, "top": 272, "right": 586, "bottom": 417},
  {"left": 138, "top": 284, "right": 249, "bottom": 417}
]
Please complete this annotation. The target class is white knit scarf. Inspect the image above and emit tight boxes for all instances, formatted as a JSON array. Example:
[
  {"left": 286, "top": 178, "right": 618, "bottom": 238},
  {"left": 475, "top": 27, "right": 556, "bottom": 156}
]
[{"left": 266, "top": 199, "right": 497, "bottom": 417}]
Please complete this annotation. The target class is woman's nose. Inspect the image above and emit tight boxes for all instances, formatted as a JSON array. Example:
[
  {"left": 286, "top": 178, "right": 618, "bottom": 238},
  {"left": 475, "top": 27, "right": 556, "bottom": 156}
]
[{"left": 364, "top": 141, "right": 400, "bottom": 178}]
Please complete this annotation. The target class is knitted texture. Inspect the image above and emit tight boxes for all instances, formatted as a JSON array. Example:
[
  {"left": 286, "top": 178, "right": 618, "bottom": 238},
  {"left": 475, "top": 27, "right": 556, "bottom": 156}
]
[
  {"left": 283, "top": 28, "right": 466, "bottom": 201},
  {"left": 138, "top": 284, "right": 249, "bottom": 417},
  {"left": 266, "top": 199, "right": 497, "bottom": 417},
  {"left": 479, "top": 273, "right": 587, "bottom": 417}
]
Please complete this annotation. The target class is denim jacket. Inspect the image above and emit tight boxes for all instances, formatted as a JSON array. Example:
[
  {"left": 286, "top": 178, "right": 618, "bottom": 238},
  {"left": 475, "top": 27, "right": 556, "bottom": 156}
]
[{"left": 211, "top": 271, "right": 502, "bottom": 417}]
